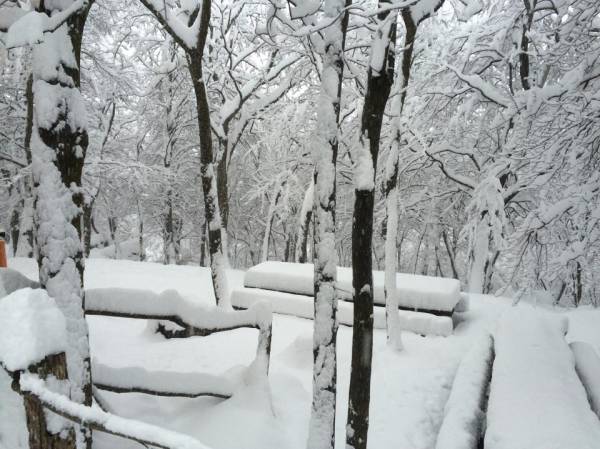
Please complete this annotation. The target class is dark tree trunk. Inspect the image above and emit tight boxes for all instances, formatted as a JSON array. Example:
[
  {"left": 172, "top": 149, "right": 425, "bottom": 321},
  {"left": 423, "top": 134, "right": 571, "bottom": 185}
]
[
  {"left": 297, "top": 209, "right": 312, "bottom": 263},
  {"left": 82, "top": 198, "right": 94, "bottom": 258},
  {"left": 347, "top": 3, "right": 396, "bottom": 448}
]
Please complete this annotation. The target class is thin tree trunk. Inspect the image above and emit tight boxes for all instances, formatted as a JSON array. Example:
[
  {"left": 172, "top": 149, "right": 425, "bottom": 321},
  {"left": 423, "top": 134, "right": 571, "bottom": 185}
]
[
  {"left": 384, "top": 8, "right": 417, "bottom": 349},
  {"left": 189, "top": 50, "right": 229, "bottom": 307},
  {"left": 261, "top": 187, "right": 283, "bottom": 263},
  {"left": 347, "top": 3, "right": 396, "bottom": 448},
  {"left": 442, "top": 229, "right": 459, "bottom": 279},
  {"left": 296, "top": 179, "right": 314, "bottom": 263},
  {"left": 306, "top": 2, "right": 349, "bottom": 448}
]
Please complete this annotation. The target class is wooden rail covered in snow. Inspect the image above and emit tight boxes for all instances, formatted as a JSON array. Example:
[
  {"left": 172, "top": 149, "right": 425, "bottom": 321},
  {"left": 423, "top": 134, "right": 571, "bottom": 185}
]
[
  {"left": 0, "top": 288, "right": 216, "bottom": 449},
  {"left": 84, "top": 288, "right": 272, "bottom": 398}
]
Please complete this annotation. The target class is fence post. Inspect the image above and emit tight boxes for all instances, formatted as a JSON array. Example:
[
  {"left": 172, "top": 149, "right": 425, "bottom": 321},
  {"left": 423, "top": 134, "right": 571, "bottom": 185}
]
[{"left": 10, "top": 352, "right": 76, "bottom": 449}]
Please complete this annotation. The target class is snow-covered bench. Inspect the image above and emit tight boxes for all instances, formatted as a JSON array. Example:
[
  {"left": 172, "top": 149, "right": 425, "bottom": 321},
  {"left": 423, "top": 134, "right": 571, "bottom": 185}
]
[
  {"left": 484, "top": 308, "right": 600, "bottom": 449},
  {"left": 0, "top": 288, "right": 212, "bottom": 449},
  {"left": 231, "top": 286, "right": 454, "bottom": 337},
  {"left": 243, "top": 261, "right": 464, "bottom": 315}
]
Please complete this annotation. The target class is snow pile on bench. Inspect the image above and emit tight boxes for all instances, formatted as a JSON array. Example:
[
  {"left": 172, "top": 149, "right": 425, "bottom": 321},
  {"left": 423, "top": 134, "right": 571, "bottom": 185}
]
[
  {"left": 85, "top": 288, "right": 271, "bottom": 331},
  {"left": 485, "top": 308, "right": 600, "bottom": 449},
  {"left": 0, "top": 268, "right": 39, "bottom": 298},
  {"left": 244, "top": 262, "right": 462, "bottom": 313},
  {"left": 231, "top": 287, "right": 453, "bottom": 337},
  {"left": 570, "top": 341, "right": 600, "bottom": 417},
  {"left": 436, "top": 333, "right": 494, "bottom": 449},
  {"left": 92, "top": 361, "right": 234, "bottom": 399},
  {"left": 0, "top": 288, "right": 67, "bottom": 371}
]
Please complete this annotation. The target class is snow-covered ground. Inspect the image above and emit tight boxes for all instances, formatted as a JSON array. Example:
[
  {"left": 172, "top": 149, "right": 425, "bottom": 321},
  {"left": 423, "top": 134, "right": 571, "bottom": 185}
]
[{"left": 1, "top": 258, "right": 599, "bottom": 449}]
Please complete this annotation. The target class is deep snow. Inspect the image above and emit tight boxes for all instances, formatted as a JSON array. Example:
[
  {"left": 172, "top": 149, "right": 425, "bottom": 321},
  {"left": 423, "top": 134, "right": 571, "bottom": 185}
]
[{"left": 1, "top": 258, "right": 599, "bottom": 449}]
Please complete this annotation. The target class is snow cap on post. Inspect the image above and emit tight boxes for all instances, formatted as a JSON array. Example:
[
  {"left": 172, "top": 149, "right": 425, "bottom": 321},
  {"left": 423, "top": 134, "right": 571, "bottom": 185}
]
[{"left": 0, "top": 288, "right": 68, "bottom": 372}]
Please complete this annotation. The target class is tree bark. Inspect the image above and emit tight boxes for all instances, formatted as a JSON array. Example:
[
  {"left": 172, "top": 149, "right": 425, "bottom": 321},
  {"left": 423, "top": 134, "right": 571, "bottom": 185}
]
[
  {"left": 30, "top": 3, "right": 94, "bottom": 448},
  {"left": 347, "top": 3, "right": 396, "bottom": 448},
  {"left": 306, "top": 2, "right": 350, "bottom": 448},
  {"left": 11, "top": 353, "right": 75, "bottom": 449},
  {"left": 296, "top": 179, "right": 314, "bottom": 263}
]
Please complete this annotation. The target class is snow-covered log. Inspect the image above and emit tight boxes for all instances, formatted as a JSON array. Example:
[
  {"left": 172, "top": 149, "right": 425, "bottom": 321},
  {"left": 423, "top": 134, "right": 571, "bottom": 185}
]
[
  {"left": 485, "top": 308, "right": 600, "bottom": 449},
  {"left": 92, "top": 362, "right": 234, "bottom": 399},
  {"left": 570, "top": 341, "right": 600, "bottom": 418},
  {"left": 244, "top": 262, "right": 462, "bottom": 314},
  {"left": 85, "top": 288, "right": 272, "bottom": 373},
  {"left": 231, "top": 287, "right": 453, "bottom": 337},
  {"left": 435, "top": 333, "right": 494, "bottom": 449}
]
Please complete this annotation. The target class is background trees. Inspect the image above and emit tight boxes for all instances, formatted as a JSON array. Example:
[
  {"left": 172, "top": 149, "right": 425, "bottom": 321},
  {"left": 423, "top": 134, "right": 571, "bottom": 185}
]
[{"left": 2, "top": 1, "right": 599, "bottom": 303}]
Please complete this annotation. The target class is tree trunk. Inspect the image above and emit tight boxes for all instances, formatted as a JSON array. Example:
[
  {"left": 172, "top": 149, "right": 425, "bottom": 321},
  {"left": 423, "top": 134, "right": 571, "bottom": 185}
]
[
  {"left": 18, "top": 73, "right": 35, "bottom": 257},
  {"left": 216, "top": 142, "right": 229, "bottom": 231},
  {"left": 188, "top": 45, "right": 230, "bottom": 307},
  {"left": 30, "top": 3, "right": 94, "bottom": 448},
  {"left": 296, "top": 179, "right": 314, "bottom": 263},
  {"left": 82, "top": 198, "right": 94, "bottom": 258},
  {"left": 261, "top": 187, "right": 283, "bottom": 263},
  {"left": 306, "top": 2, "right": 349, "bottom": 448},
  {"left": 347, "top": 3, "right": 396, "bottom": 448},
  {"left": 383, "top": 8, "right": 417, "bottom": 349},
  {"left": 10, "top": 353, "right": 75, "bottom": 449}
]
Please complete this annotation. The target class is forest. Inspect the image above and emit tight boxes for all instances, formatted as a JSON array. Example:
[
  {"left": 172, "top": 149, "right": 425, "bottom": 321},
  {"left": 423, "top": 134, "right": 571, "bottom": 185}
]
[{"left": 0, "top": 1, "right": 599, "bottom": 449}]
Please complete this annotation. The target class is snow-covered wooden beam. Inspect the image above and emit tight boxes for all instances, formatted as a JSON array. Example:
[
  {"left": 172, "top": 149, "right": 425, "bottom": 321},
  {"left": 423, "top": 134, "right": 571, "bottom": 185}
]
[
  {"left": 18, "top": 373, "right": 212, "bottom": 449},
  {"left": 435, "top": 333, "right": 494, "bottom": 449},
  {"left": 84, "top": 288, "right": 273, "bottom": 373},
  {"left": 92, "top": 362, "right": 234, "bottom": 399}
]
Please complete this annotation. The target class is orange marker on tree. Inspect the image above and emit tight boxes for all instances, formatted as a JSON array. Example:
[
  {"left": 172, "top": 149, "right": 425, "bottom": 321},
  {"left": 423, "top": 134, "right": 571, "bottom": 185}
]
[{"left": 0, "top": 230, "right": 7, "bottom": 268}]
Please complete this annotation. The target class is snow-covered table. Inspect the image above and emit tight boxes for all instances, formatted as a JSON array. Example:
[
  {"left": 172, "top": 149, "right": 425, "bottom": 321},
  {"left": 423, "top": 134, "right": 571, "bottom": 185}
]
[{"left": 243, "top": 261, "right": 464, "bottom": 315}]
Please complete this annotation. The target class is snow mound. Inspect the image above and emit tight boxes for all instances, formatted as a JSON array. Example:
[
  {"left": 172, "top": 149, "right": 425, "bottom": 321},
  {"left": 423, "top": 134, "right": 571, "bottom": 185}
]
[
  {"left": 0, "top": 268, "right": 40, "bottom": 298},
  {"left": 231, "top": 287, "right": 453, "bottom": 337},
  {"left": 570, "top": 341, "right": 600, "bottom": 417},
  {"left": 485, "top": 308, "right": 600, "bottom": 449},
  {"left": 244, "top": 262, "right": 462, "bottom": 313},
  {"left": 435, "top": 333, "right": 494, "bottom": 449},
  {"left": 0, "top": 288, "right": 67, "bottom": 371}
]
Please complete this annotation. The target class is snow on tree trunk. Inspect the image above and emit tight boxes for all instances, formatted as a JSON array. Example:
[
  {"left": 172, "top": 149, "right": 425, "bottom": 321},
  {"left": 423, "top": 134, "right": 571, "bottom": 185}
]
[
  {"left": 383, "top": 8, "right": 418, "bottom": 350},
  {"left": 466, "top": 175, "right": 505, "bottom": 294},
  {"left": 306, "top": 2, "right": 349, "bottom": 448},
  {"left": 346, "top": 3, "right": 396, "bottom": 448},
  {"left": 383, "top": 158, "right": 403, "bottom": 350},
  {"left": 27, "top": 3, "right": 94, "bottom": 448},
  {"left": 188, "top": 55, "right": 230, "bottom": 308}
]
